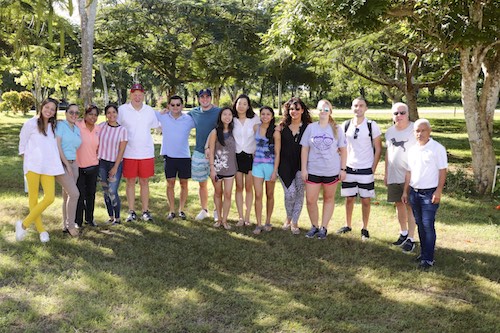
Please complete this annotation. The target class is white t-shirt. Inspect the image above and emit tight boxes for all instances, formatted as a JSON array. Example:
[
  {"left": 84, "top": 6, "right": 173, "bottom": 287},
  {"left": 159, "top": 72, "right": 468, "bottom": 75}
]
[
  {"left": 118, "top": 103, "right": 159, "bottom": 159},
  {"left": 385, "top": 122, "right": 416, "bottom": 184},
  {"left": 19, "top": 117, "right": 64, "bottom": 176},
  {"left": 233, "top": 115, "right": 260, "bottom": 154},
  {"left": 343, "top": 118, "right": 381, "bottom": 169},
  {"left": 407, "top": 138, "right": 448, "bottom": 189}
]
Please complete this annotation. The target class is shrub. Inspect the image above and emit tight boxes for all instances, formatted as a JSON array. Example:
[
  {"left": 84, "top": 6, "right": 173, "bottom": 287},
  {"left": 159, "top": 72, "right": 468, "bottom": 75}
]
[
  {"left": 444, "top": 168, "right": 477, "bottom": 198},
  {"left": 1, "top": 91, "right": 20, "bottom": 113},
  {"left": 18, "top": 91, "right": 35, "bottom": 115}
]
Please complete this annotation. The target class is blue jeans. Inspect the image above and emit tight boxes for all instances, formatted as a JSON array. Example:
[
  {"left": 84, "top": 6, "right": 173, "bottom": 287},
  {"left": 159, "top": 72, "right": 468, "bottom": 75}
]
[
  {"left": 409, "top": 187, "right": 440, "bottom": 263},
  {"left": 98, "top": 159, "right": 123, "bottom": 219}
]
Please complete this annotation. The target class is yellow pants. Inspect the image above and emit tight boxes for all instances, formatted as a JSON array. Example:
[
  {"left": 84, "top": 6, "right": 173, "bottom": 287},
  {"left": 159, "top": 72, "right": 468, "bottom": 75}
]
[{"left": 22, "top": 171, "right": 55, "bottom": 233}]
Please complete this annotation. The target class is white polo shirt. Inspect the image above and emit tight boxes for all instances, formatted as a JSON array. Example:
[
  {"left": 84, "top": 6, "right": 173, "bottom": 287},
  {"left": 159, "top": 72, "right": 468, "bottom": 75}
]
[
  {"left": 233, "top": 115, "right": 260, "bottom": 154},
  {"left": 118, "top": 103, "right": 159, "bottom": 159},
  {"left": 407, "top": 138, "right": 448, "bottom": 189}
]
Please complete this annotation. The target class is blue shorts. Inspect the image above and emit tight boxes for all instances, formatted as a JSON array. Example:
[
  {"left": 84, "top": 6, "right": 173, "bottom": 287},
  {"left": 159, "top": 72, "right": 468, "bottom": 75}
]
[
  {"left": 252, "top": 163, "right": 274, "bottom": 181},
  {"left": 191, "top": 150, "right": 209, "bottom": 182}
]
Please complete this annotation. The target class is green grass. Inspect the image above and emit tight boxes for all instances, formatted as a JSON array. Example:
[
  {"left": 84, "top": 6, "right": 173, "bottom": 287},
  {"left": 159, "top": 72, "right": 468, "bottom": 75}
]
[{"left": 1, "top": 111, "right": 499, "bottom": 332}]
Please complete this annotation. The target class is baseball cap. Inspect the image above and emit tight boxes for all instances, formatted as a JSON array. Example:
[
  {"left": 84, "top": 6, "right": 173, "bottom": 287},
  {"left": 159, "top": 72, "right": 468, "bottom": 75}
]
[
  {"left": 198, "top": 88, "right": 212, "bottom": 97},
  {"left": 130, "top": 83, "right": 145, "bottom": 93}
]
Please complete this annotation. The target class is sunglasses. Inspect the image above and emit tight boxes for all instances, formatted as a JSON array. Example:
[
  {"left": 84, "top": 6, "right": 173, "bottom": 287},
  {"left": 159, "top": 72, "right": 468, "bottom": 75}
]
[
  {"left": 170, "top": 103, "right": 181, "bottom": 107},
  {"left": 67, "top": 111, "right": 79, "bottom": 116},
  {"left": 319, "top": 107, "right": 330, "bottom": 113},
  {"left": 393, "top": 111, "right": 407, "bottom": 116},
  {"left": 353, "top": 127, "right": 360, "bottom": 139}
]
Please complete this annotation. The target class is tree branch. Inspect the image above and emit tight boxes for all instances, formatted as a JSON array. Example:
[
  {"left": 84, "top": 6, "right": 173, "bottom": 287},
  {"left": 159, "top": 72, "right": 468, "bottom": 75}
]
[
  {"left": 340, "top": 61, "right": 399, "bottom": 88},
  {"left": 417, "top": 64, "right": 460, "bottom": 89}
]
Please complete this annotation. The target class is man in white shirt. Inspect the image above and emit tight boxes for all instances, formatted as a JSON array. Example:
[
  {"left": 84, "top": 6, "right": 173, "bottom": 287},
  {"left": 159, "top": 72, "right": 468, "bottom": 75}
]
[
  {"left": 118, "top": 83, "right": 159, "bottom": 222},
  {"left": 402, "top": 119, "right": 447, "bottom": 269},
  {"left": 385, "top": 103, "right": 417, "bottom": 252},
  {"left": 338, "top": 97, "right": 382, "bottom": 241}
]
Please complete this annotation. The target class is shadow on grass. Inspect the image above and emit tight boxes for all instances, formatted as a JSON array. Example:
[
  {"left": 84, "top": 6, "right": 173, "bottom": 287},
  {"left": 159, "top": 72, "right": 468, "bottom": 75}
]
[{"left": 2, "top": 219, "right": 499, "bottom": 332}]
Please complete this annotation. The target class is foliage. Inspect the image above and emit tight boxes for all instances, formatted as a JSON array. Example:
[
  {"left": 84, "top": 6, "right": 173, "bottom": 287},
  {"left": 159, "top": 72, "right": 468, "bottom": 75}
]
[{"left": 444, "top": 168, "right": 477, "bottom": 198}]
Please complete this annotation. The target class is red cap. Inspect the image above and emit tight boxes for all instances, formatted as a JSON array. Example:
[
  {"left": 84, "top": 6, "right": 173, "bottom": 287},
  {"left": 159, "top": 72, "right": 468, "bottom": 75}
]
[{"left": 130, "top": 83, "right": 144, "bottom": 93}]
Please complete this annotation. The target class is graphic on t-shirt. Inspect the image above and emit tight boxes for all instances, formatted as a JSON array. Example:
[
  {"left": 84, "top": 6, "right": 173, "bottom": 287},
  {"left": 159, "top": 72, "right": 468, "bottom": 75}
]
[
  {"left": 256, "top": 138, "right": 274, "bottom": 158},
  {"left": 312, "top": 134, "right": 334, "bottom": 151},
  {"left": 390, "top": 138, "right": 408, "bottom": 152},
  {"left": 214, "top": 148, "right": 230, "bottom": 172}
]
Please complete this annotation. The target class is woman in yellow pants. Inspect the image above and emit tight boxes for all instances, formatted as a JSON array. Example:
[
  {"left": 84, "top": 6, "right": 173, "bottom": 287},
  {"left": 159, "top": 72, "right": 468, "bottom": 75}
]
[{"left": 16, "top": 98, "right": 65, "bottom": 243}]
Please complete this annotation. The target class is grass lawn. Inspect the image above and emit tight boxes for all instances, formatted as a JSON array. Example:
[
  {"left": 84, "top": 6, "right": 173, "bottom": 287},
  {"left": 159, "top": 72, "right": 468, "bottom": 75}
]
[{"left": 1, "top": 109, "right": 499, "bottom": 332}]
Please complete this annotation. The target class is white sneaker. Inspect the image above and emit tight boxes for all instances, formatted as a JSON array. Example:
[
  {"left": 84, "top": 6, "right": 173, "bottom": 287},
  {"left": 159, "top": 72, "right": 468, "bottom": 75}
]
[
  {"left": 15, "top": 220, "right": 27, "bottom": 241},
  {"left": 195, "top": 209, "right": 209, "bottom": 220},
  {"left": 40, "top": 231, "right": 50, "bottom": 243},
  {"left": 213, "top": 210, "right": 218, "bottom": 222}
]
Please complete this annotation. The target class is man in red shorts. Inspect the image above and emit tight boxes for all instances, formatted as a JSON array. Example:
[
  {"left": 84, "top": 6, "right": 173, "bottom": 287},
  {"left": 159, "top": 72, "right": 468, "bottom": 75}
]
[{"left": 118, "top": 83, "right": 160, "bottom": 222}]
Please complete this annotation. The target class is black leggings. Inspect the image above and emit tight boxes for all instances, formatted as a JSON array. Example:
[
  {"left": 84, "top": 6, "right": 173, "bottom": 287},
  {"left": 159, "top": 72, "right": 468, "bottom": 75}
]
[{"left": 76, "top": 165, "right": 99, "bottom": 226}]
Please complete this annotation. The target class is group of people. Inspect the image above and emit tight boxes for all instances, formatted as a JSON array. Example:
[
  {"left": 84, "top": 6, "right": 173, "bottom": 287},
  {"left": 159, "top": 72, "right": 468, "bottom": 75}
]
[{"left": 15, "top": 84, "right": 447, "bottom": 269}]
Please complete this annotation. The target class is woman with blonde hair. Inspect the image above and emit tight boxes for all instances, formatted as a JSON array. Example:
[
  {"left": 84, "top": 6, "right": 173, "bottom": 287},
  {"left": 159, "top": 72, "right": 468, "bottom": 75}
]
[{"left": 300, "top": 99, "right": 347, "bottom": 239}]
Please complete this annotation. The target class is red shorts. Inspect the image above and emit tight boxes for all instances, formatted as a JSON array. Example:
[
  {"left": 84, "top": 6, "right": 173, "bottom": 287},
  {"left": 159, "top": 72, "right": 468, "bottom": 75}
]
[{"left": 123, "top": 158, "right": 155, "bottom": 179}]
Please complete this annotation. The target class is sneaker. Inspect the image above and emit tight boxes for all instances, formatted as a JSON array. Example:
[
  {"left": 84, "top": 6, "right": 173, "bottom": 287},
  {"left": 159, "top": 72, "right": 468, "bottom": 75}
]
[
  {"left": 195, "top": 209, "right": 209, "bottom": 220},
  {"left": 213, "top": 210, "right": 218, "bottom": 222},
  {"left": 392, "top": 234, "right": 408, "bottom": 246},
  {"left": 142, "top": 210, "right": 153, "bottom": 222},
  {"left": 361, "top": 229, "right": 370, "bottom": 241},
  {"left": 401, "top": 239, "right": 416, "bottom": 253},
  {"left": 85, "top": 220, "right": 98, "bottom": 227},
  {"left": 106, "top": 218, "right": 114, "bottom": 225},
  {"left": 126, "top": 210, "right": 137, "bottom": 222},
  {"left": 418, "top": 260, "right": 434, "bottom": 270},
  {"left": 15, "top": 220, "right": 27, "bottom": 241},
  {"left": 111, "top": 219, "right": 121, "bottom": 226},
  {"left": 167, "top": 212, "right": 176, "bottom": 220},
  {"left": 317, "top": 227, "right": 328, "bottom": 240},
  {"left": 39, "top": 231, "right": 50, "bottom": 243},
  {"left": 336, "top": 226, "right": 352, "bottom": 234},
  {"left": 305, "top": 226, "right": 319, "bottom": 238},
  {"left": 178, "top": 211, "right": 187, "bottom": 220}
]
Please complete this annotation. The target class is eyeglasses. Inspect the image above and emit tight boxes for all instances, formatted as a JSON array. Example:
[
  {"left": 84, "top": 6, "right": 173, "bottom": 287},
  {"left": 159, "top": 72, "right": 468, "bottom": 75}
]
[
  {"left": 353, "top": 127, "right": 360, "bottom": 139},
  {"left": 67, "top": 111, "right": 79, "bottom": 116},
  {"left": 393, "top": 111, "right": 407, "bottom": 116},
  {"left": 170, "top": 103, "right": 181, "bottom": 107}
]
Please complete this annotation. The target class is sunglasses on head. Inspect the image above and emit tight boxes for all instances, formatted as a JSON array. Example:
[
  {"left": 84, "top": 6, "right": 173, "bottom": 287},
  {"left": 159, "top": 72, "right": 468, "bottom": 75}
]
[
  {"left": 353, "top": 127, "right": 360, "bottom": 139},
  {"left": 393, "top": 111, "right": 407, "bottom": 116}
]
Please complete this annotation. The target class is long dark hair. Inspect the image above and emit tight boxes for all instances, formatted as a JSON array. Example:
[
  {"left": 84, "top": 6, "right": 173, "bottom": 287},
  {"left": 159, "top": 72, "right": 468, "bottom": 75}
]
[
  {"left": 280, "top": 97, "right": 312, "bottom": 127},
  {"left": 260, "top": 106, "right": 276, "bottom": 145},
  {"left": 216, "top": 107, "right": 234, "bottom": 146},
  {"left": 38, "top": 98, "right": 59, "bottom": 136},
  {"left": 232, "top": 94, "right": 255, "bottom": 119}
]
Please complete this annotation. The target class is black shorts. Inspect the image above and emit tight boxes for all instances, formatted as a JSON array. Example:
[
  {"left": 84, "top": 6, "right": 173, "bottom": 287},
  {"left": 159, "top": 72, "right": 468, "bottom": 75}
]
[
  {"left": 306, "top": 174, "right": 339, "bottom": 185},
  {"left": 164, "top": 156, "right": 191, "bottom": 179},
  {"left": 236, "top": 152, "right": 253, "bottom": 174}
]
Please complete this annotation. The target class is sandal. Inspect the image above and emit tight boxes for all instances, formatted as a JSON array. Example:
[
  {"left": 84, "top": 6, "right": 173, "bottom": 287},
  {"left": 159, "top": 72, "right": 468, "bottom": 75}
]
[
  {"left": 223, "top": 223, "right": 232, "bottom": 230},
  {"left": 264, "top": 223, "right": 272, "bottom": 232},
  {"left": 282, "top": 221, "right": 291, "bottom": 230},
  {"left": 213, "top": 222, "right": 221, "bottom": 228},
  {"left": 236, "top": 219, "right": 245, "bottom": 227},
  {"left": 253, "top": 226, "right": 263, "bottom": 235},
  {"left": 244, "top": 220, "right": 251, "bottom": 226},
  {"left": 291, "top": 224, "right": 300, "bottom": 235}
]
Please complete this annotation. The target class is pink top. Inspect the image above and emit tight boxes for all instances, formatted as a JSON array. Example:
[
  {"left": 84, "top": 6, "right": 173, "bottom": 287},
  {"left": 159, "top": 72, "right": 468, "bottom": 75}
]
[
  {"left": 76, "top": 120, "right": 100, "bottom": 168},
  {"left": 98, "top": 122, "right": 128, "bottom": 162}
]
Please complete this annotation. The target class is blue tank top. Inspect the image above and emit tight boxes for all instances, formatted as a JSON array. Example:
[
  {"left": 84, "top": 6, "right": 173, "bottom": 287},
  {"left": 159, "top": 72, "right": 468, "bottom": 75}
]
[{"left": 254, "top": 125, "right": 274, "bottom": 164}]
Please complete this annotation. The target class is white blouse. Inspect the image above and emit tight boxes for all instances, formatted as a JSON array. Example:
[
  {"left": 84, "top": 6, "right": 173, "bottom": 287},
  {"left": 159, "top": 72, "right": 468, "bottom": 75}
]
[
  {"left": 19, "top": 117, "right": 64, "bottom": 176},
  {"left": 233, "top": 115, "right": 260, "bottom": 154}
]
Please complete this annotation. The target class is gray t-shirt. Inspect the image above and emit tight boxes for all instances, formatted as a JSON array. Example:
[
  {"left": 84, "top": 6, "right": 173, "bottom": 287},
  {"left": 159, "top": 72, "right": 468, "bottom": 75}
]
[
  {"left": 214, "top": 132, "right": 237, "bottom": 177},
  {"left": 300, "top": 122, "right": 346, "bottom": 177},
  {"left": 385, "top": 122, "right": 416, "bottom": 184}
]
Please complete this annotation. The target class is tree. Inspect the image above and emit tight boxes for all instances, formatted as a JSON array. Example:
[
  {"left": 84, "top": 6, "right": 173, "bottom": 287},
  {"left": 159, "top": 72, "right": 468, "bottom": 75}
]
[{"left": 78, "top": 0, "right": 98, "bottom": 108}]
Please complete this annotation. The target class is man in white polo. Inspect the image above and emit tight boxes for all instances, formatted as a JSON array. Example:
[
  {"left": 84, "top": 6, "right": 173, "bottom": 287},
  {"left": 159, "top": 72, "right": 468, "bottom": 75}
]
[{"left": 118, "top": 83, "right": 159, "bottom": 222}]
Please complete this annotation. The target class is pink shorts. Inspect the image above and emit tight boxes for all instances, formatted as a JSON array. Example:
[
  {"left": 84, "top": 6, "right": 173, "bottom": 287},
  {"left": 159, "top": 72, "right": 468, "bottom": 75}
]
[{"left": 123, "top": 158, "right": 155, "bottom": 179}]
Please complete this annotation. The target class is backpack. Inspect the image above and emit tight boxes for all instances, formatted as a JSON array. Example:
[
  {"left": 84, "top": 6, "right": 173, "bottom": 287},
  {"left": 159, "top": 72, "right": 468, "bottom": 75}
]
[{"left": 344, "top": 119, "right": 374, "bottom": 151}]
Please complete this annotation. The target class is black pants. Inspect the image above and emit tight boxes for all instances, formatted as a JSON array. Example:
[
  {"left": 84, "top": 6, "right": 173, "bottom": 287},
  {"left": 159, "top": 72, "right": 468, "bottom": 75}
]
[{"left": 76, "top": 165, "right": 99, "bottom": 226}]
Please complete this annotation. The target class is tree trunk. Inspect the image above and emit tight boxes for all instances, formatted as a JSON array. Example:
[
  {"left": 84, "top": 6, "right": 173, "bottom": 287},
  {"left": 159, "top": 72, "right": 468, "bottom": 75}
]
[
  {"left": 99, "top": 63, "right": 109, "bottom": 106},
  {"left": 79, "top": 0, "right": 98, "bottom": 109},
  {"left": 460, "top": 46, "right": 499, "bottom": 194},
  {"left": 405, "top": 83, "right": 419, "bottom": 121}
]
